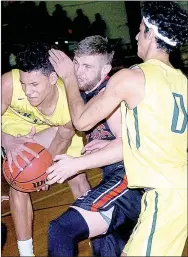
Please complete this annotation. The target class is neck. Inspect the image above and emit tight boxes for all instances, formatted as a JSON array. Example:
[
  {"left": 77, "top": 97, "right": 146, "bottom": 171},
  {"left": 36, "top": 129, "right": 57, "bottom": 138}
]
[
  {"left": 37, "top": 85, "right": 58, "bottom": 116},
  {"left": 144, "top": 45, "right": 172, "bottom": 67}
]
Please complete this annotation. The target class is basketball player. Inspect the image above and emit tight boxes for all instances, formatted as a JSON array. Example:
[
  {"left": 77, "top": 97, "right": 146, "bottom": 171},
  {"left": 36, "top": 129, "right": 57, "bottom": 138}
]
[
  {"left": 1, "top": 42, "right": 90, "bottom": 256},
  {"left": 48, "top": 2, "right": 188, "bottom": 256},
  {"left": 47, "top": 35, "right": 143, "bottom": 257}
]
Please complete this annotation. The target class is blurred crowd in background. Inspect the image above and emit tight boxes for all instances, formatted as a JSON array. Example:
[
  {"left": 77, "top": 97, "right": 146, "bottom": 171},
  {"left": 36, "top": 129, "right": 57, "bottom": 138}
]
[{"left": 2, "top": 1, "right": 188, "bottom": 75}]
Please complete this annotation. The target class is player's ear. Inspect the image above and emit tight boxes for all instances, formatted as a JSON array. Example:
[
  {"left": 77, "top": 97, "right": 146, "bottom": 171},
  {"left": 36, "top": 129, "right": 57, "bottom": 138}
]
[
  {"left": 146, "top": 28, "right": 155, "bottom": 41},
  {"left": 101, "top": 64, "right": 112, "bottom": 77},
  {"left": 49, "top": 72, "right": 58, "bottom": 85}
]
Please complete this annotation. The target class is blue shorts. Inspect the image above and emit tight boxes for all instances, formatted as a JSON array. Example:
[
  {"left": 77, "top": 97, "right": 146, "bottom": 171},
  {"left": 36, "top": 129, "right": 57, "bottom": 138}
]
[
  {"left": 72, "top": 162, "right": 143, "bottom": 256},
  {"left": 72, "top": 162, "right": 143, "bottom": 227}
]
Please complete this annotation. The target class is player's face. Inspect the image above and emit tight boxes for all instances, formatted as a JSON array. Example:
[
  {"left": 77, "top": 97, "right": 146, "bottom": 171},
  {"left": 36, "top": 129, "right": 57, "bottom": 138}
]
[
  {"left": 20, "top": 70, "right": 54, "bottom": 107},
  {"left": 73, "top": 55, "right": 106, "bottom": 91},
  {"left": 135, "top": 20, "right": 149, "bottom": 60}
]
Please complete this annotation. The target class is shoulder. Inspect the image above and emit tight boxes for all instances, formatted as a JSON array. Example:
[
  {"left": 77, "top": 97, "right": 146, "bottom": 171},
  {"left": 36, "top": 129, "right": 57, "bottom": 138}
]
[
  {"left": 2, "top": 71, "right": 14, "bottom": 96},
  {"left": 2, "top": 70, "right": 13, "bottom": 85},
  {"left": 2, "top": 71, "right": 14, "bottom": 109},
  {"left": 107, "top": 68, "right": 145, "bottom": 109},
  {"left": 111, "top": 67, "right": 144, "bottom": 83},
  {"left": 2, "top": 69, "right": 20, "bottom": 86},
  {"left": 120, "top": 66, "right": 144, "bottom": 78},
  {"left": 110, "top": 68, "right": 145, "bottom": 94}
]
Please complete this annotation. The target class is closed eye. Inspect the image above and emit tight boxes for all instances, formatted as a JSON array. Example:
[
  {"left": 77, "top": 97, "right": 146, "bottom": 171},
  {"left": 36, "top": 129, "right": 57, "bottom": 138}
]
[
  {"left": 20, "top": 80, "right": 25, "bottom": 86},
  {"left": 84, "top": 65, "right": 92, "bottom": 69}
]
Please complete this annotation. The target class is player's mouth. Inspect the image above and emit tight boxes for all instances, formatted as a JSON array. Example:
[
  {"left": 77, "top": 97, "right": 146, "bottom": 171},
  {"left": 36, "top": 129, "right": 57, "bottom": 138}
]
[
  {"left": 27, "top": 97, "right": 37, "bottom": 102},
  {"left": 77, "top": 78, "right": 84, "bottom": 83}
]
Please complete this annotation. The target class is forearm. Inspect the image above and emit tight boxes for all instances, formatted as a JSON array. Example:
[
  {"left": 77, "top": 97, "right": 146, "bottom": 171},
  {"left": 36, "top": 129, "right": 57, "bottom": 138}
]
[
  {"left": 64, "top": 77, "right": 121, "bottom": 131},
  {"left": 1, "top": 132, "right": 13, "bottom": 148},
  {"left": 2, "top": 132, "right": 7, "bottom": 146},
  {"left": 64, "top": 76, "right": 87, "bottom": 128},
  {"left": 48, "top": 135, "right": 72, "bottom": 158},
  {"left": 74, "top": 138, "right": 123, "bottom": 171}
]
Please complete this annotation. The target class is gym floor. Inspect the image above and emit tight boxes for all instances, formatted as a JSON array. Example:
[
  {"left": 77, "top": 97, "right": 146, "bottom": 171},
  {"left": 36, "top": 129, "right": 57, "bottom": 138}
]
[
  {"left": 1, "top": 168, "right": 101, "bottom": 256},
  {"left": 1, "top": 169, "right": 187, "bottom": 256}
]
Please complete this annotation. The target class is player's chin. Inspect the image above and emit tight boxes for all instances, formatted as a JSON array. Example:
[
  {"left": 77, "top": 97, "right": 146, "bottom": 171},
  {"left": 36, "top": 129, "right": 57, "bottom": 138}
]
[
  {"left": 28, "top": 99, "right": 40, "bottom": 107},
  {"left": 78, "top": 82, "right": 87, "bottom": 91},
  {"left": 80, "top": 86, "right": 90, "bottom": 92}
]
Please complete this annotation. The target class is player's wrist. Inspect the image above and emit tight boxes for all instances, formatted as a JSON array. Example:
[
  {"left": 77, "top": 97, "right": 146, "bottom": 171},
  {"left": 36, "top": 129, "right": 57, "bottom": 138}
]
[
  {"left": 1, "top": 133, "right": 13, "bottom": 149},
  {"left": 63, "top": 74, "right": 77, "bottom": 89},
  {"left": 73, "top": 156, "right": 86, "bottom": 171}
]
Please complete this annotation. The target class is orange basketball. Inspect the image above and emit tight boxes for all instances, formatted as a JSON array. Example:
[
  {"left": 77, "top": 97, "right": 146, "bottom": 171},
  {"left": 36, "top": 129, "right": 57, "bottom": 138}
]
[{"left": 3, "top": 142, "right": 53, "bottom": 193}]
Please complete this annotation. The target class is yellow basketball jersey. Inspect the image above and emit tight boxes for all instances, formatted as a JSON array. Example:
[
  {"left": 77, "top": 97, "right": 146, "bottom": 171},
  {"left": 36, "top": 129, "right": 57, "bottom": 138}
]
[
  {"left": 121, "top": 59, "right": 187, "bottom": 189},
  {"left": 2, "top": 69, "right": 83, "bottom": 157}
]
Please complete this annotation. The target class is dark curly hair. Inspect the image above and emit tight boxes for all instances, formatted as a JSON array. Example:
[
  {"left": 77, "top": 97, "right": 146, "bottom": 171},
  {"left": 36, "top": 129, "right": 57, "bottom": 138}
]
[
  {"left": 16, "top": 42, "right": 57, "bottom": 76},
  {"left": 142, "top": 1, "right": 188, "bottom": 53},
  {"left": 74, "top": 35, "right": 114, "bottom": 64}
]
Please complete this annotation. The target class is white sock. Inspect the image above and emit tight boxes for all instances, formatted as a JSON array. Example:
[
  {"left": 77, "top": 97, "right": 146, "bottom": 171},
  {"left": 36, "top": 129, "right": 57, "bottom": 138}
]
[{"left": 17, "top": 238, "right": 34, "bottom": 256}]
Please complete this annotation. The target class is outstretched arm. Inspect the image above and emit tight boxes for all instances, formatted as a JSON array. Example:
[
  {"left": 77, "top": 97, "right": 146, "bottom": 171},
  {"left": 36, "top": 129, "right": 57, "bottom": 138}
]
[
  {"left": 46, "top": 105, "right": 123, "bottom": 185},
  {"left": 49, "top": 49, "right": 145, "bottom": 131},
  {"left": 46, "top": 137, "right": 123, "bottom": 185}
]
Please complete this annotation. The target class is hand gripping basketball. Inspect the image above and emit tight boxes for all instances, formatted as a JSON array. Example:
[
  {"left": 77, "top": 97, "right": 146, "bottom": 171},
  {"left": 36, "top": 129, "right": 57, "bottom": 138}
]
[{"left": 3, "top": 143, "right": 53, "bottom": 192}]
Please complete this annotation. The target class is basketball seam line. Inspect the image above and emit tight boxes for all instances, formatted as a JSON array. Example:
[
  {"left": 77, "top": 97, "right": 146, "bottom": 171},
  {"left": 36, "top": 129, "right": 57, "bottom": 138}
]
[
  {"left": 11, "top": 147, "right": 46, "bottom": 186},
  {"left": 16, "top": 160, "right": 53, "bottom": 184}
]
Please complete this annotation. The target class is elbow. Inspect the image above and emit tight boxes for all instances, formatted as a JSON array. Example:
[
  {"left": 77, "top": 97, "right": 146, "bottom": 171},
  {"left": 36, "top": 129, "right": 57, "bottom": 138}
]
[{"left": 73, "top": 119, "right": 93, "bottom": 132}]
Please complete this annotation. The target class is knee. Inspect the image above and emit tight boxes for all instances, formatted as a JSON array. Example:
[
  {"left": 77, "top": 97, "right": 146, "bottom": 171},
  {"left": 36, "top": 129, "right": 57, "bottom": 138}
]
[
  {"left": 48, "top": 209, "right": 78, "bottom": 234},
  {"left": 48, "top": 212, "right": 71, "bottom": 240},
  {"left": 48, "top": 209, "right": 89, "bottom": 257},
  {"left": 48, "top": 208, "right": 89, "bottom": 242},
  {"left": 9, "top": 187, "right": 30, "bottom": 206}
]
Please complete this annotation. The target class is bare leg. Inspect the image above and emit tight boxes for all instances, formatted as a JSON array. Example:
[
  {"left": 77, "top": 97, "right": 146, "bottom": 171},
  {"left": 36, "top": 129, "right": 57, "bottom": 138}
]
[
  {"left": 68, "top": 173, "right": 91, "bottom": 199},
  {"left": 33, "top": 127, "right": 58, "bottom": 149},
  {"left": 7, "top": 128, "right": 55, "bottom": 245},
  {"left": 48, "top": 206, "right": 109, "bottom": 257},
  {"left": 9, "top": 187, "right": 33, "bottom": 240},
  {"left": 35, "top": 127, "right": 91, "bottom": 199},
  {"left": 8, "top": 127, "right": 89, "bottom": 255},
  {"left": 71, "top": 206, "right": 109, "bottom": 237}
]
